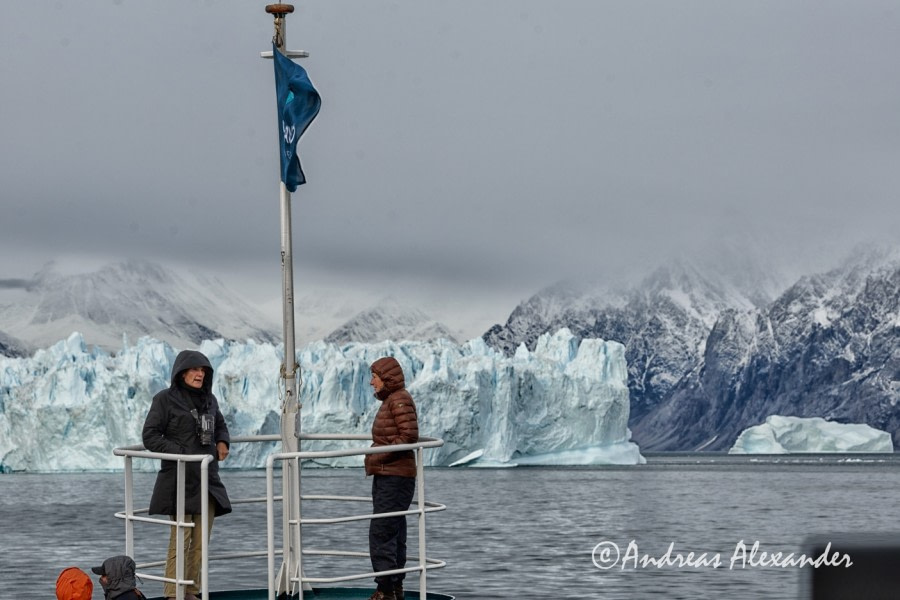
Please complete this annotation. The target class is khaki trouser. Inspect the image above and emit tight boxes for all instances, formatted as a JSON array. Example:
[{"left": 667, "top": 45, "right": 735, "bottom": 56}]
[{"left": 164, "top": 495, "right": 215, "bottom": 598}]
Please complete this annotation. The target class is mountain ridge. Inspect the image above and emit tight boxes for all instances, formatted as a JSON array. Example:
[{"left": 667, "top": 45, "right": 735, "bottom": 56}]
[
  {"left": 483, "top": 247, "right": 900, "bottom": 450},
  {"left": 0, "top": 260, "right": 463, "bottom": 355},
  {"left": 0, "top": 259, "right": 279, "bottom": 352},
  {"left": 325, "top": 296, "right": 459, "bottom": 345}
]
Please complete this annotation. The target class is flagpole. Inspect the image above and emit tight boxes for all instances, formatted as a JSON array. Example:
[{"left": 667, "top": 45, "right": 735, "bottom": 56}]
[
  {"left": 264, "top": 3, "right": 308, "bottom": 596},
  {"left": 266, "top": 4, "right": 299, "bottom": 445}
]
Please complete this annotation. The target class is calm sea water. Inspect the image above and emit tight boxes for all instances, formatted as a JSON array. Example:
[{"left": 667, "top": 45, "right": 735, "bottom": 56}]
[{"left": 2, "top": 455, "right": 899, "bottom": 600}]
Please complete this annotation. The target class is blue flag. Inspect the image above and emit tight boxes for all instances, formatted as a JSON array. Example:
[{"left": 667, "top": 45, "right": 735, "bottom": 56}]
[{"left": 273, "top": 44, "right": 321, "bottom": 192}]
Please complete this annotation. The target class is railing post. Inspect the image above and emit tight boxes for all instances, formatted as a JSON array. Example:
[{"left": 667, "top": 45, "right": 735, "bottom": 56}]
[
  {"left": 416, "top": 446, "right": 427, "bottom": 599},
  {"left": 176, "top": 459, "right": 186, "bottom": 600},
  {"left": 124, "top": 455, "right": 134, "bottom": 557},
  {"left": 201, "top": 457, "right": 210, "bottom": 600},
  {"left": 266, "top": 457, "right": 277, "bottom": 600},
  {"left": 294, "top": 455, "right": 304, "bottom": 590},
  {"left": 280, "top": 457, "right": 292, "bottom": 593}
]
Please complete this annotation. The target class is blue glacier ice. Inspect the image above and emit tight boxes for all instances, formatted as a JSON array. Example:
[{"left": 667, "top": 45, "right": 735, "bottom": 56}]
[{"left": 0, "top": 329, "right": 644, "bottom": 472}]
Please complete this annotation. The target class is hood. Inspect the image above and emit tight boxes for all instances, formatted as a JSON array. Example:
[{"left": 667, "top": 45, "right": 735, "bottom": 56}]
[
  {"left": 371, "top": 356, "right": 405, "bottom": 395},
  {"left": 170, "top": 349, "right": 214, "bottom": 393},
  {"left": 92, "top": 555, "right": 136, "bottom": 599},
  {"left": 56, "top": 567, "right": 93, "bottom": 600}
]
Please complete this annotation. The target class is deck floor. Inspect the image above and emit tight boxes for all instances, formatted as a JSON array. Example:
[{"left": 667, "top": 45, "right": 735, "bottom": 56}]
[{"left": 147, "top": 589, "right": 453, "bottom": 600}]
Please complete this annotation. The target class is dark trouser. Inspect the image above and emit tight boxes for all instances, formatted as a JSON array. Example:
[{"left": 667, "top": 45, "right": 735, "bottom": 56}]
[{"left": 370, "top": 474, "right": 416, "bottom": 590}]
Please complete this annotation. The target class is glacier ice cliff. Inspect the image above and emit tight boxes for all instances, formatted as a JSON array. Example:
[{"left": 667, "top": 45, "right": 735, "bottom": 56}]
[
  {"left": 728, "top": 415, "right": 894, "bottom": 454},
  {"left": 0, "top": 329, "right": 643, "bottom": 472}
]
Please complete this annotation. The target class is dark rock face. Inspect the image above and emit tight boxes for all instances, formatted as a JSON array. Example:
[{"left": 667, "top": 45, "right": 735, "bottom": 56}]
[
  {"left": 484, "top": 252, "right": 900, "bottom": 451},
  {"left": 659, "top": 260, "right": 900, "bottom": 451},
  {"left": 0, "top": 331, "right": 30, "bottom": 358}
]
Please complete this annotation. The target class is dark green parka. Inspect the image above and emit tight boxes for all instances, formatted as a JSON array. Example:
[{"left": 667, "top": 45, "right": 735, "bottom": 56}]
[{"left": 142, "top": 350, "right": 232, "bottom": 516}]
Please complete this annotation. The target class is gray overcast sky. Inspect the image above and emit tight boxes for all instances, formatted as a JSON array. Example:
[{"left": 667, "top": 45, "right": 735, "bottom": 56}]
[{"left": 2, "top": 1, "right": 900, "bottom": 338}]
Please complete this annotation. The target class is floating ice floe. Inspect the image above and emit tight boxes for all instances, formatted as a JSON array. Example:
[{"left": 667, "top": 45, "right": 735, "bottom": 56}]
[{"left": 728, "top": 415, "right": 893, "bottom": 454}]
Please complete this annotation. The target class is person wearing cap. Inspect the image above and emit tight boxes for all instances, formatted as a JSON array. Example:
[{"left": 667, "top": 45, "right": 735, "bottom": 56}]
[
  {"left": 55, "top": 566, "right": 92, "bottom": 600},
  {"left": 365, "top": 356, "right": 419, "bottom": 600},
  {"left": 91, "top": 555, "right": 144, "bottom": 600},
  {"left": 142, "top": 350, "right": 232, "bottom": 600}
]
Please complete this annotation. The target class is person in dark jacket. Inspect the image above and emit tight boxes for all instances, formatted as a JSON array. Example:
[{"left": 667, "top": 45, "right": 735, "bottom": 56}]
[
  {"left": 365, "top": 356, "right": 419, "bottom": 600},
  {"left": 91, "top": 555, "right": 144, "bottom": 600},
  {"left": 142, "top": 350, "right": 231, "bottom": 600}
]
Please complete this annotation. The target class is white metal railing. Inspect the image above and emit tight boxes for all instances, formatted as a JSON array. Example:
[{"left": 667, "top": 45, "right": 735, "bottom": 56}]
[
  {"left": 113, "top": 434, "right": 446, "bottom": 600},
  {"left": 265, "top": 434, "right": 447, "bottom": 600},
  {"left": 113, "top": 445, "right": 215, "bottom": 600}
]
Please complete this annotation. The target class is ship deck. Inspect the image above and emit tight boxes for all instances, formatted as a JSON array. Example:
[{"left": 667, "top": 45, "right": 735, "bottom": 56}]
[{"left": 147, "top": 588, "right": 453, "bottom": 599}]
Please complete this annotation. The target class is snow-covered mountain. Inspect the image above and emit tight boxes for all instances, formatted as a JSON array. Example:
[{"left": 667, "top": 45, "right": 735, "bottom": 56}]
[
  {"left": 0, "top": 329, "right": 643, "bottom": 472},
  {"left": 325, "top": 296, "right": 458, "bottom": 345},
  {"left": 636, "top": 247, "right": 900, "bottom": 450},
  {"left": 291, "top": 288, "right": 369, "bottom": 345},
  {"left": 0, "top": 261, "right": 464, "bottom": 355},
  {"left": 0, "top": 330, "right": 29, "bottom": 358},
  {"left": 484, "top": 248, "right": 900, "bottom": 451},
  {"left": 0, "top": 260, "right": 280, "bottom": 352},
  {"left": 484, "top": 259, "right": 766, "bottom": 425}
]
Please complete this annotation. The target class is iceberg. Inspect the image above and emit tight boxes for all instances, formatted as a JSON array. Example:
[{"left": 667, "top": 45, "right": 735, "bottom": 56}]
[
  {"left": 0, "top": 329, "right": 643, "bottom": 472},
  {"left": 728, "top": 415, "right": 894, "bottom": 454}
]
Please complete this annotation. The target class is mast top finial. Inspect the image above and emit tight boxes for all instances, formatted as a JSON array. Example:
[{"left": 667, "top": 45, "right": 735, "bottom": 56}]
[{"left": 265, "top": 4, "right": 295, "bottom": 15}]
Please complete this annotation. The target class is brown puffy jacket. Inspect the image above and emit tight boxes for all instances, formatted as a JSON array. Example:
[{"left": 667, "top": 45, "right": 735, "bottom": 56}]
[{"left": 365, "top": 357, "right": 419, "bottom": 478}]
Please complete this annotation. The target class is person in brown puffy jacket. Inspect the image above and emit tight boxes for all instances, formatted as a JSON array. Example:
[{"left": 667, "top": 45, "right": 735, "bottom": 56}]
[{"left": 365, "top": 356, "right": 419, "bottom": 600}]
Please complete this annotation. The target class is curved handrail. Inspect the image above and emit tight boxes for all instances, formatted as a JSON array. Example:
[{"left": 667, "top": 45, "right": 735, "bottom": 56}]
[{"left": 265, "top": 435, "right": 444, "bottom": 462}]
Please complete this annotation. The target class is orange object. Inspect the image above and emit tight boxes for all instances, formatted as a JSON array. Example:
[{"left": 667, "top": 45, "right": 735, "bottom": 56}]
[{"left": 56, "top": 567, "right": 93, "bottom": 600}]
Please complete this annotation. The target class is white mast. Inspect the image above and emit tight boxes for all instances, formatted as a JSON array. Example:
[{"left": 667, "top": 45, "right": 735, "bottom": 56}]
[{"left": 263, "top": 4, "right": 309, "bottom": 596}]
